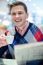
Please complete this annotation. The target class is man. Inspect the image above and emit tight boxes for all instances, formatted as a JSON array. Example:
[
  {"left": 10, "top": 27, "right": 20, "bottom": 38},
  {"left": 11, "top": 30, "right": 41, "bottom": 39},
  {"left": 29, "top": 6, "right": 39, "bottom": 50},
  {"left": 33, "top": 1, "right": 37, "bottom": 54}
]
[
  {"left": 9, "top": 1, "right": 43, "bottom": 45},
  {"left": 8, "top": 1, "right": 43, "bottom": 64},
  {"left": 0, "top": 1, "right": 43, "bottom": 59}
]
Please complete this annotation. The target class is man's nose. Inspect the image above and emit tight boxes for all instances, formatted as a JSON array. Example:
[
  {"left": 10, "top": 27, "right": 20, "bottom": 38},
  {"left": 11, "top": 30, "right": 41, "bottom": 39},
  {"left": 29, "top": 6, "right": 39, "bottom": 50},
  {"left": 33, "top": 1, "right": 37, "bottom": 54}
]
[{"left": 15, "top": 14, "right": 19, "bottom": 17}]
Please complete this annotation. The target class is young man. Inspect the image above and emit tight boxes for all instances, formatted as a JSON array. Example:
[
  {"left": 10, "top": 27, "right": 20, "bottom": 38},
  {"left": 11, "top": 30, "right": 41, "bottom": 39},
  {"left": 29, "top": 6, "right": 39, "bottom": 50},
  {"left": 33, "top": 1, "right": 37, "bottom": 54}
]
[
  {"left": 9, "top": 1, "right": 43, "bottom": 45},
  {"left": 8, "top": 1, "right": 43, "bottom": 64}
]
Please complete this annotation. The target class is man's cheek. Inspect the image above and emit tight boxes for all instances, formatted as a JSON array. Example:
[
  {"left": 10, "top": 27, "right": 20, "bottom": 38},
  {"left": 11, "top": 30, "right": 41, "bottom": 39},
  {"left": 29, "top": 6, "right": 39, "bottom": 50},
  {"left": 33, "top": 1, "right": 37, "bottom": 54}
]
[
  {"left": 12, "top": 16, "right": 15, "bottom": 21},
  {"left": 13, "top": 16, "right": 15, "bottom": 19}
]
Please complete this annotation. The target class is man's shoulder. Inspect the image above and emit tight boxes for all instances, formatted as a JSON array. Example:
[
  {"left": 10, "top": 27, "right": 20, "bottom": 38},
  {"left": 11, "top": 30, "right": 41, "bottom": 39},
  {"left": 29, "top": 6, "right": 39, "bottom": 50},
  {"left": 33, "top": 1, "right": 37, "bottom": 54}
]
[{"left": 29, "top": 22, "right": 39, "bottom": 30}]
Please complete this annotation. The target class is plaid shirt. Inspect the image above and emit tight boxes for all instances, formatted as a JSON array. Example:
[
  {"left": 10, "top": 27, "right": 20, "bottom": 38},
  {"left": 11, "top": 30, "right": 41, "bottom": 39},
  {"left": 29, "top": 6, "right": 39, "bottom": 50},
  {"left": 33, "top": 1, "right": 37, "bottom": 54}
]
[{"left": 13, "top": 23, "right": 43, "bottom": 45}]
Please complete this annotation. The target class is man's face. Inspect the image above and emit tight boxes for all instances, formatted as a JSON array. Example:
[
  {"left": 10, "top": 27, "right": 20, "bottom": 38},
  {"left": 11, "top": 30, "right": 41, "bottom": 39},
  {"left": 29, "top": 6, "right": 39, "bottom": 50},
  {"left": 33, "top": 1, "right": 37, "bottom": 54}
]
[{"left": 11, "top": 5, "right": 28, "bottom": 26}]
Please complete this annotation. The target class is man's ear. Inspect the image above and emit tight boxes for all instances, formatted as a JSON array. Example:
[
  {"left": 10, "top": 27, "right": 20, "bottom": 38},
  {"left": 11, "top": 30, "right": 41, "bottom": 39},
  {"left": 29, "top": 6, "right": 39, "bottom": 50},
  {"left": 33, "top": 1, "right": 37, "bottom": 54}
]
[
  {"left": 26, "top": 13, "right": 29, "bottom": 20},
  {"left": 26, "top": 12, "right": 29, "bottom": 21},
  {"left": 27, "top": 12, "right": 29, "bottom": 18}
]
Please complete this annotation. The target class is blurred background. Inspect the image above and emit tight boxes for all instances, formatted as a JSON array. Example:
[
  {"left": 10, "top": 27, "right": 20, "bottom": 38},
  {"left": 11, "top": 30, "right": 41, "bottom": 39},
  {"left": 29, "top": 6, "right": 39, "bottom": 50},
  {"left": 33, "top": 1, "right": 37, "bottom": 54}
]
[
  {"left": 0, "top": 0, "right": 43, "bottom": 47},
  {"left": 0, "top": 0, "right": 43, "bottom": 34},
  {"left": 0, "top": 0, "right": 43, "bottom": 60}
]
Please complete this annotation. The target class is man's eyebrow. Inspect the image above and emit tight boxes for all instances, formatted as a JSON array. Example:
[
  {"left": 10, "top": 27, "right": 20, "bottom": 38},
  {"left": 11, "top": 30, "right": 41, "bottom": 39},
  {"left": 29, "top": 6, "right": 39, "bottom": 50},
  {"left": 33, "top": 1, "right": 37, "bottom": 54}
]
[
  {"left": 11, "top": 11, "right": 23, "bottom": 13},
  {"left": 18, "top": 11, "right": 24, "bottom": 13}
]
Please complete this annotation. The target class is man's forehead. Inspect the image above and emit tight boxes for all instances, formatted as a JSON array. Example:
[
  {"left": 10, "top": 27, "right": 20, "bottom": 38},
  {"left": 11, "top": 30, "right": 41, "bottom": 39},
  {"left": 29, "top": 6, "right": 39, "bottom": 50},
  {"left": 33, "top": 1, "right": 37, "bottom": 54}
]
[
  {"left": 11, "top": 5, "right": 25, "bottom": 10},
  {"left": 11, "top": 6, "right": 26, "bottom": 14}
]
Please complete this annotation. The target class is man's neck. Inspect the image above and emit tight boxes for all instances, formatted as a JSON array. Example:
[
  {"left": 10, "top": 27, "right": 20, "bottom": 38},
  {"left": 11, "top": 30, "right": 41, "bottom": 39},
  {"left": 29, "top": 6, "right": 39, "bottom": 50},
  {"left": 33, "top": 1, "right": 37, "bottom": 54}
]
[{"left": 16, "top": 21, "right": 29, "bottom": 36}]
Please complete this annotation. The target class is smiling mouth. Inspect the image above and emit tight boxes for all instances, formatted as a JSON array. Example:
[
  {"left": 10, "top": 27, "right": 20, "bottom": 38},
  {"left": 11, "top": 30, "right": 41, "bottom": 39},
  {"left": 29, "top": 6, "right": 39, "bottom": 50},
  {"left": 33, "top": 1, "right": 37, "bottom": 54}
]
[{"left": 15, "top": 19, "right": 22, "bottom": 22}]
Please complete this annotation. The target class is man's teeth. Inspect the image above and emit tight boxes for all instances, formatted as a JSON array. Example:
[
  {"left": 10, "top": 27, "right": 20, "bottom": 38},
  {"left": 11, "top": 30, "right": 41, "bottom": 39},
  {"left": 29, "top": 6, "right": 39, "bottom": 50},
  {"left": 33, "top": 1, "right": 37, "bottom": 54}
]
[{"left": 16, "top": 19, "right": 22, "bottom": 22}]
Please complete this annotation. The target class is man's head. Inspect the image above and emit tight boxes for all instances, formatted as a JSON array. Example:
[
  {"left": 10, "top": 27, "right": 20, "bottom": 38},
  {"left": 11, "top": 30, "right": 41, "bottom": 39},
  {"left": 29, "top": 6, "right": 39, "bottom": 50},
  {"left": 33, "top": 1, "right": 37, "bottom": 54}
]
[
  {"left": 9, "top": 1, "right": 28, "bottom": 14},
  {"left": 9, "top": 1, "right": 28, "bottom": 24}
]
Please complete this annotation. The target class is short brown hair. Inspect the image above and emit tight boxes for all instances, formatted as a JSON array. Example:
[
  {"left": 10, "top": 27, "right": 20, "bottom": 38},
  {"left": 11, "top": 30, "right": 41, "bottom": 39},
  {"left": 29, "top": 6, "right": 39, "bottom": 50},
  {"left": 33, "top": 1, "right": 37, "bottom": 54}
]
[{"left": 8, "top": 1, "right": 28, "bottom": 14}]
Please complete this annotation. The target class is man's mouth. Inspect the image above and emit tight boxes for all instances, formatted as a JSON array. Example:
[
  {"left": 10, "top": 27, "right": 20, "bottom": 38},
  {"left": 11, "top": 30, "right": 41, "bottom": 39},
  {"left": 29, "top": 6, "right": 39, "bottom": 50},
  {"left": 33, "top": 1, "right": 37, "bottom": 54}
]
[{"left": 15, "top": 19, "right": 22, "bottom": 22}]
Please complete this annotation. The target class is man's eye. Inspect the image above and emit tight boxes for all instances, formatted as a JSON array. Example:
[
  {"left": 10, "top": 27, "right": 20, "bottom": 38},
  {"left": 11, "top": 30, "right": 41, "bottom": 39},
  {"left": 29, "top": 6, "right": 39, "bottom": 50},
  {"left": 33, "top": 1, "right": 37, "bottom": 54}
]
[
  {"left": 18, "top": 12, "right": 22, "bottom": 15},
  {"left": 12, "top": 13, "right": 16, "bottom": 15}
]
